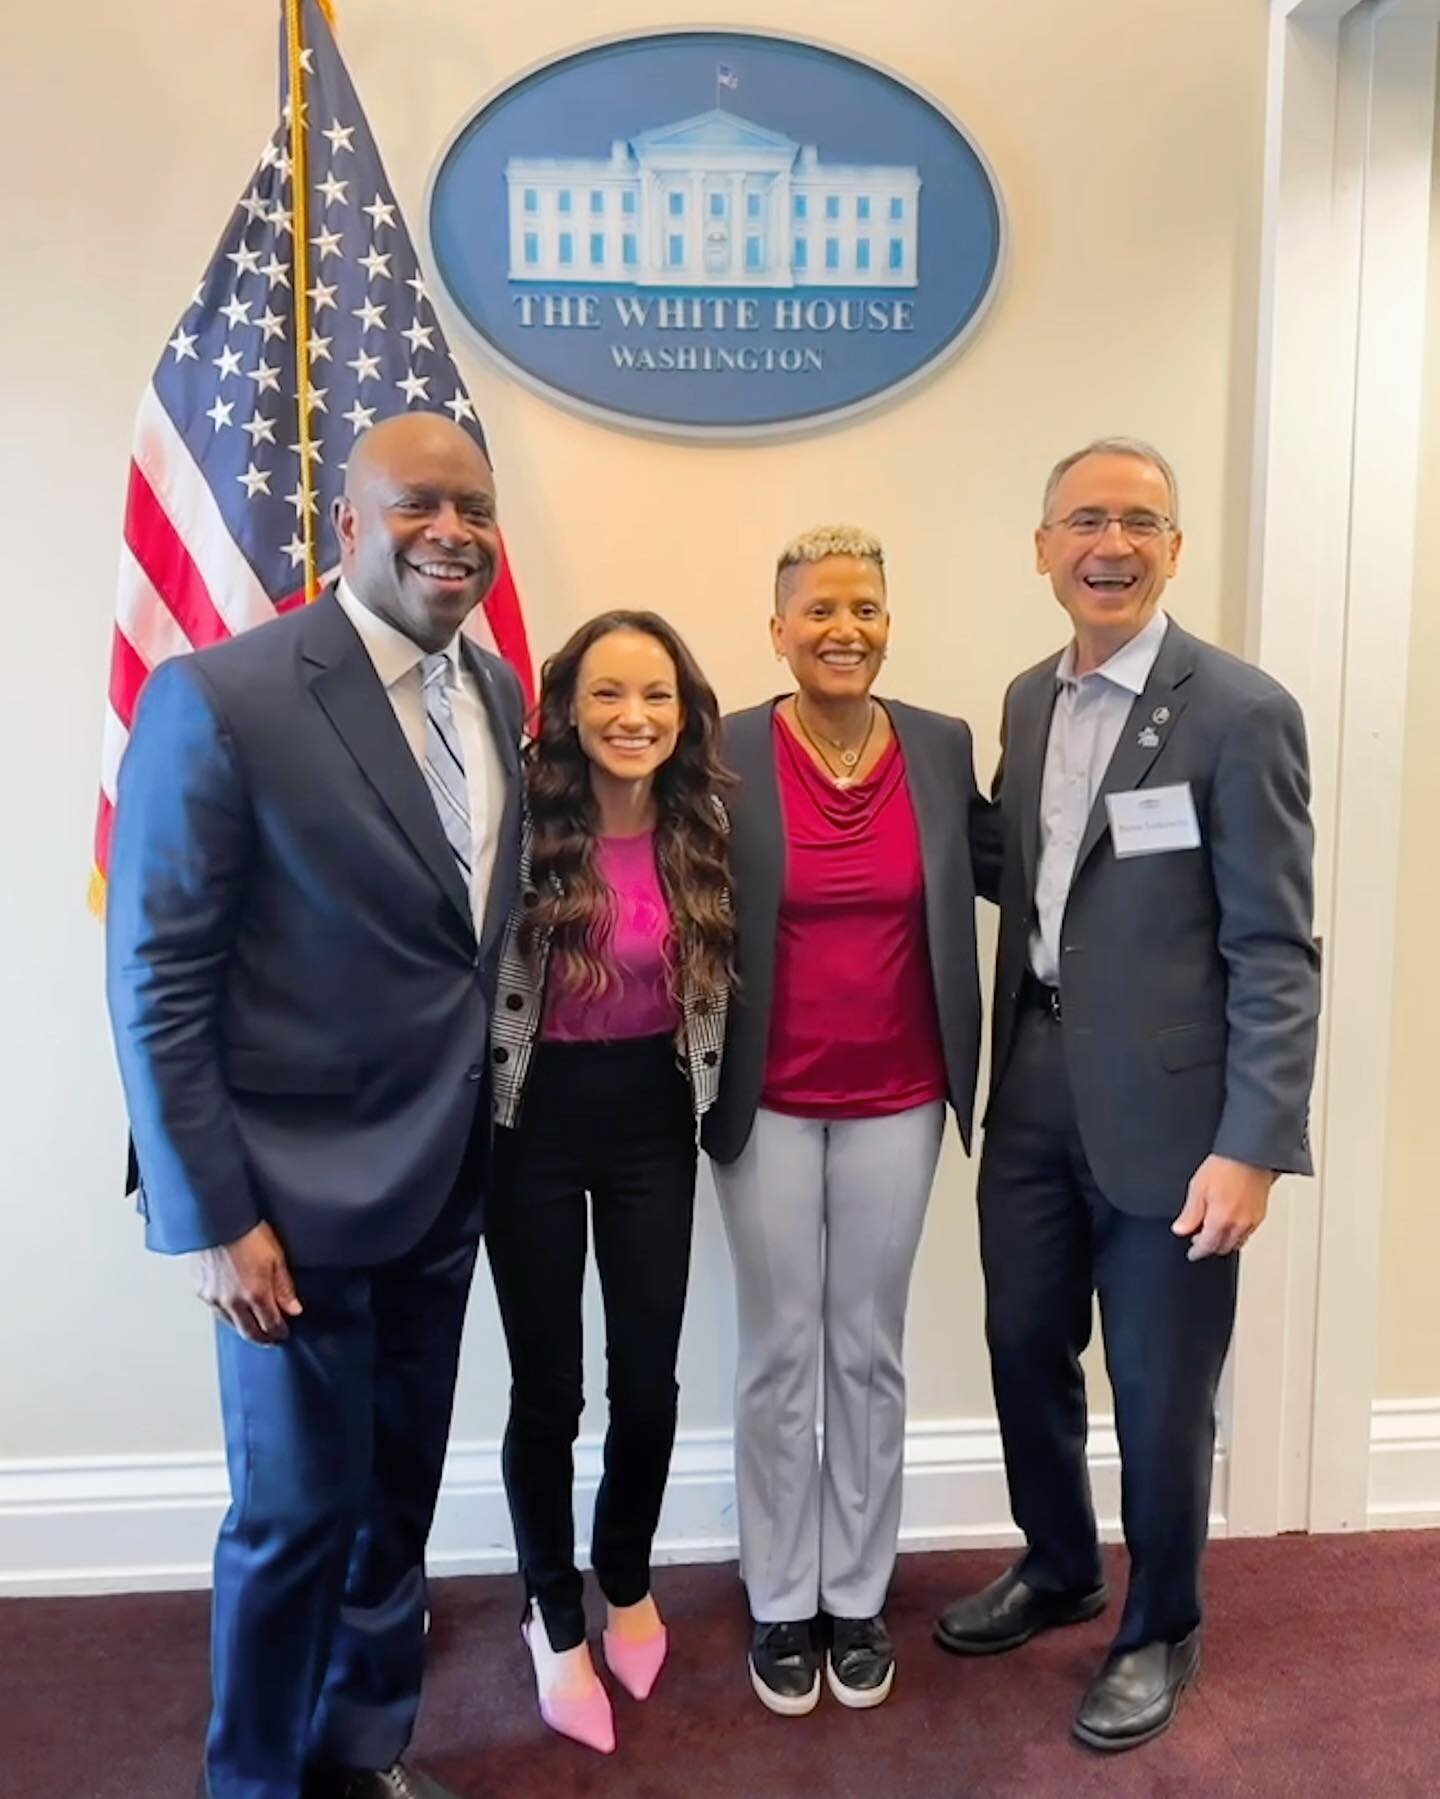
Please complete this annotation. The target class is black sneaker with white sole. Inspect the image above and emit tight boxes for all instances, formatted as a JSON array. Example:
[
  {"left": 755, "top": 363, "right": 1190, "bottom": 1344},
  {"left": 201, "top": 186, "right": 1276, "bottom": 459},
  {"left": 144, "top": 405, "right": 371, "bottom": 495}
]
[
  {"left": 824, "top": 1613, "right": 895, "bottom": 1709},
  {"left": 748, "top": 1617, "right": 822, "bottom": 1715}
]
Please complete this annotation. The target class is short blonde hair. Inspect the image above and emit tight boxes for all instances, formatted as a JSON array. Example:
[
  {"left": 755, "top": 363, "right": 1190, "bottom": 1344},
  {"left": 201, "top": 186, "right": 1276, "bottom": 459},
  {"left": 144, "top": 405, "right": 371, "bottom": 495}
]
[{"left": 775, "top": 524, "right": 885, "bottom": 611}]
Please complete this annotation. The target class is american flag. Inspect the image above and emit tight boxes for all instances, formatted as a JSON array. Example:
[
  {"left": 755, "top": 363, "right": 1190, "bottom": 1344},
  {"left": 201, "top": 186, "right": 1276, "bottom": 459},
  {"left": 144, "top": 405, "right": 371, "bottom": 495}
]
[{"left": 93, "top": 0, "right": 533, "bottom": 909}]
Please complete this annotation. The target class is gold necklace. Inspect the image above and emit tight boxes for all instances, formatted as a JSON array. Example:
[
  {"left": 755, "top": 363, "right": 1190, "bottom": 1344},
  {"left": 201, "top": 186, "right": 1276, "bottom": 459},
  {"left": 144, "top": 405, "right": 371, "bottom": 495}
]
[{"left": 793, "top": 697, "right": 877, "bottom": 788}]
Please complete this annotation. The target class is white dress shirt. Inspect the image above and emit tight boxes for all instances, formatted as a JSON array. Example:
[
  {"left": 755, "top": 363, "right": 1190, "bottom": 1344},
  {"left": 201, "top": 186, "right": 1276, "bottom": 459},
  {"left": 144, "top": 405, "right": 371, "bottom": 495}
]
[
  {"left": 336, "top": 580, "right": 505, "bottom": 936},
  {"left": 1029, "top": 609, "right": 1169, "bottom": 984}
]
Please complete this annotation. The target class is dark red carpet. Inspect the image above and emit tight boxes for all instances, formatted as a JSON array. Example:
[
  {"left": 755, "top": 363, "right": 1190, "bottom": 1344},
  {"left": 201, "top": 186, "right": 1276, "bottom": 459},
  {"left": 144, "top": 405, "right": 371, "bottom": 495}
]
[{"left": 7, "top": 1534, "right": 1438, "bottom": 1796}]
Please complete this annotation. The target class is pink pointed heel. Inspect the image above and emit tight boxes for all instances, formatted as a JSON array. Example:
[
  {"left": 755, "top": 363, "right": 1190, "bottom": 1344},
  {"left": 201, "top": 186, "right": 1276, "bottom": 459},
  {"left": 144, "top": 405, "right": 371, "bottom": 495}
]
[
  {"left": 603, "top": 1623, "right": 669, "bottom": 1701},
  {"left": 520, "top": 1607, "right": 616, "bottom": 1755}
]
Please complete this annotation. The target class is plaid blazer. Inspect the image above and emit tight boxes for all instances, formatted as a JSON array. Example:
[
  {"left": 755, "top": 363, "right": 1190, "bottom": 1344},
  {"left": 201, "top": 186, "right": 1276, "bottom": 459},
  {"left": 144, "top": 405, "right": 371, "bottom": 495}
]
[{"left": 491, "top": 817, "right": 730, "bottom": 1129}]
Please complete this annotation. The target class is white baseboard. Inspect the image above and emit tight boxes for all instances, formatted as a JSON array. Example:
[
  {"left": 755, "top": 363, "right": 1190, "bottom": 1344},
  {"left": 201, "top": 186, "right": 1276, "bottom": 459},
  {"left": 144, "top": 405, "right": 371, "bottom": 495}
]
[
  {"left": 1367, "top": 1399, "right": 1440, "bottom": 1529},
  {"left": 7, "top": 1398, "right": 1430, "bottom": 1598},
  {"left": 0, "top": 1415, "right": 1228, "bottom": 1598}
]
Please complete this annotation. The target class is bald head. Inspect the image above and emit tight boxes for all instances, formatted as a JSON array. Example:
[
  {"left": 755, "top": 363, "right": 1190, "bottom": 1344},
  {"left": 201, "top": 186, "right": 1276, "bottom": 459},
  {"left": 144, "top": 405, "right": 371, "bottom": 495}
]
[
  {"left": 334, "top": 411, "right": 499, "bottom": 654},
  {"left": 343, "top": 411, "right": 490, "bottom": 499}
]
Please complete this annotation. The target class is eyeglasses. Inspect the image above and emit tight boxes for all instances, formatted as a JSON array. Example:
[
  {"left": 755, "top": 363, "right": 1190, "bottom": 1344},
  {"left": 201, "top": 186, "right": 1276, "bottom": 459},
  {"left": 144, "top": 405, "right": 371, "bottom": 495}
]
[{"left": 1044, "top": 509, "right": 1175, "bottom": 542}]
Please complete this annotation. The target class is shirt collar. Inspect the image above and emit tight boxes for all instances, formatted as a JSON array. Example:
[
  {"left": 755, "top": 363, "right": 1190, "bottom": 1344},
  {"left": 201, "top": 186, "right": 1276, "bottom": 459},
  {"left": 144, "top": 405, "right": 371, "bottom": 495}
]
[
  {"left": 335, "top": 579, "right": 462, "bottom": 690},
  {"left": 1057, "top": 608, "right": 1169, "bottom": 696}
]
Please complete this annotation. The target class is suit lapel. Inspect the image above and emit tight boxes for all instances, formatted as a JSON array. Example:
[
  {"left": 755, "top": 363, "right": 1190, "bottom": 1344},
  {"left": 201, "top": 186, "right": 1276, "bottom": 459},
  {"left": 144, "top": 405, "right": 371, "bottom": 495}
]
[
  {"left": 1014, "top": 663, "right": 1061, "bottom": 902},
  {"left": 463, "top": 638, "right": 523, "bottom": 956},
  {"left": 728, "top": 702, "right": 786, "bottom": 938},
  {"left": 1071, "top": 620, "right": 1196, "bottom": 876},
  {"left": 887, "top": 701, "right": 949, "bottom": 956},
  {"left": 302, "top": 593, "right": 475, "bottom": 934}
]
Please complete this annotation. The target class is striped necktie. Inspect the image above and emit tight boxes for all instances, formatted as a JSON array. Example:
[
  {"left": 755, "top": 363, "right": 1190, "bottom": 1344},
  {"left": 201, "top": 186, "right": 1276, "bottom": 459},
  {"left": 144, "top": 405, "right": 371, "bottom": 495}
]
[{"left": 420, "top": 651, "right": 472, "bottom": 889}]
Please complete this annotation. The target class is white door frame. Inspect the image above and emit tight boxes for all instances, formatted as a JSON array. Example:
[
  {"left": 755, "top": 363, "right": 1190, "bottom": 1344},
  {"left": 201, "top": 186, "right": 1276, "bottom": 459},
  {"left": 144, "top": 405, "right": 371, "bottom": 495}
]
[{"left": 1224, "top": 0, "right": 1437, "bottom": 1535}]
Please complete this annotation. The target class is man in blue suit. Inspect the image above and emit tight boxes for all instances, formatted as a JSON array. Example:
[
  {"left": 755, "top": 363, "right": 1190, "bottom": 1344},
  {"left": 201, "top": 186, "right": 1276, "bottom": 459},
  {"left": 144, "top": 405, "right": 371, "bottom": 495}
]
[{"left": 107, "top": 413, "right": 525, "bottom": 1799}]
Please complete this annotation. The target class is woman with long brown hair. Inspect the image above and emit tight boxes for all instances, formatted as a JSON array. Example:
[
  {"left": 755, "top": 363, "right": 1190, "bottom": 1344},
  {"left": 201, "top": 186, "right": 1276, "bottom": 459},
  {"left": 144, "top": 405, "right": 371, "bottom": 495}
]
[{"left": 485, "top": 610, "right": 733, "bottom": 1755}]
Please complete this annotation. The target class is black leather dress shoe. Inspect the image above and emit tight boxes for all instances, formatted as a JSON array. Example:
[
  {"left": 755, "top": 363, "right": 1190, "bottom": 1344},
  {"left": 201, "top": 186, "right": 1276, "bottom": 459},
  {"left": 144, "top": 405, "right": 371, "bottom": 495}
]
[
  {"left": 749, "top": 1617, "right": 822, "bottom": 1715},
  {"left": 307, "top": 1762, "right": 461, "bottom": 1799},
  {"left": 1072, "top": 1629, "right": 1201, "bottom": 1752},
  {"left": 934, "top": 1565, "right": 1108, "bottom": 1655},
  {"left": 823, "top": 1612, "right": 895, "bottom": 1709}
]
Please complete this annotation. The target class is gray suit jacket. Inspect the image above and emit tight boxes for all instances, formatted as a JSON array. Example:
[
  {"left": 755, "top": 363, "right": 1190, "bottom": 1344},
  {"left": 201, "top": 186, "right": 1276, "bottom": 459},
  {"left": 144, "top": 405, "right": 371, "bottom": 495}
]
[
  {"left": 989, "top": 617, "right": 1320, "bottom": 1216},
  {"left": 702, "top": 698, "right": 997, "bottom": 1166}
]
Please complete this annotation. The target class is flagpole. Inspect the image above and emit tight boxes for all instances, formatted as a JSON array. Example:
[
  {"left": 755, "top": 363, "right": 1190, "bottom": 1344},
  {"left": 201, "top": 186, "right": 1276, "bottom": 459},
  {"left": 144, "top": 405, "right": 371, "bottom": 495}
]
[{"left": 284, "top": 0, "right": 319, "bottom": 601}]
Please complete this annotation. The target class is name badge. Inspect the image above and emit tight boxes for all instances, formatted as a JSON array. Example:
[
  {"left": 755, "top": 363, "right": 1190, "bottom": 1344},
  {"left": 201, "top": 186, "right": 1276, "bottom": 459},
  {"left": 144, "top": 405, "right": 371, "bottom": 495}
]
[{"left": 1105, "top": 783, "right": 1201, "bottom": 858}]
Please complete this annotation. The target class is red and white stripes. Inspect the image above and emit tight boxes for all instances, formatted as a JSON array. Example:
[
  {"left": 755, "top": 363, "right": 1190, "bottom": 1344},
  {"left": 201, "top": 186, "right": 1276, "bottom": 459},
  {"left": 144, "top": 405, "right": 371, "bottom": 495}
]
[{"left": 92, "top": 384, "right": 535, "bottom": 908}]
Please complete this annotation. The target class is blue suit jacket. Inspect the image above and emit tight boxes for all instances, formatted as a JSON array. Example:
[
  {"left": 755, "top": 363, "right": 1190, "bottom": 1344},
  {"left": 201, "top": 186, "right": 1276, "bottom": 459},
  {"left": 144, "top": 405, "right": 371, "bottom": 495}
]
[{"left": 105, "top": 591, "right": 524, "bottom": 1266}]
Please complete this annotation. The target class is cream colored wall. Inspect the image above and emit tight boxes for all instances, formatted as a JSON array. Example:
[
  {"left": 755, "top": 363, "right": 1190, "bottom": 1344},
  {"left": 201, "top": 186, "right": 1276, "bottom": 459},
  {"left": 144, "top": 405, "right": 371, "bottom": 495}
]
[
  {"left": 0, "top": 0, "right": 1266, "bottom": 1463},
  {"left": 1377, "top": 75, "right": 1440, "bottom": 1402}
]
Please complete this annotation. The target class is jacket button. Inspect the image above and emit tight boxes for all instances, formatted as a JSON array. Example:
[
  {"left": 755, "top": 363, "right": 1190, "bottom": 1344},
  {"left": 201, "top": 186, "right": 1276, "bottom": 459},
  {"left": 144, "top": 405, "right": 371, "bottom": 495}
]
[
  {"left": 505, "top": 992, "right": 524, "bottom": 1011},
  {"left": 522, "top": 888, "right": 539, "bottom": 909},
  {"left": 493, "top": 1047, "right": 509, "bottom": 1065},
  {"left": 465, "top": 1064, "right": 484, "bottom": 1082},
  {"left": 703, "top": 1050, "right": 718, "bottom": 1067}
]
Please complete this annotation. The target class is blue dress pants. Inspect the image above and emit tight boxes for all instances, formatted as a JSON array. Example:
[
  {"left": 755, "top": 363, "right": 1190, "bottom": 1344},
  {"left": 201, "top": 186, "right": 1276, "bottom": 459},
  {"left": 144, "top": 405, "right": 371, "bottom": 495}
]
[{"left": 205, "top": 1159, "right": 482, "bottom": 1799}]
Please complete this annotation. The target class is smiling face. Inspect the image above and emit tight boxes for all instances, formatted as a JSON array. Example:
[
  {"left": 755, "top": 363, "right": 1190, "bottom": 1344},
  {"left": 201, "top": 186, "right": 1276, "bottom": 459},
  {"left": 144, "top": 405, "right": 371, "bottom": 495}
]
[
  {"left": 571, "top": 627, "right": 684, "bottom": 788},
  {"left": 1036, "top": 451, "right": 1182, "bottom": 647},
  {"left": 771, "top": 554, "right": 889, "bottom": 701},
  {"left": 334, "top": 414, "right": 500, "bottom": 653}
]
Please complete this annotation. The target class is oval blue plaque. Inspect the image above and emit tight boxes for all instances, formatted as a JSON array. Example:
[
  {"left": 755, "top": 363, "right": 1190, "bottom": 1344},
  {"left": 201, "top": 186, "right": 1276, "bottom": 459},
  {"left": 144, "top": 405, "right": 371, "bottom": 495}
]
[{"left": 427, "top": 29, "right": 1005, "bottom": 441}]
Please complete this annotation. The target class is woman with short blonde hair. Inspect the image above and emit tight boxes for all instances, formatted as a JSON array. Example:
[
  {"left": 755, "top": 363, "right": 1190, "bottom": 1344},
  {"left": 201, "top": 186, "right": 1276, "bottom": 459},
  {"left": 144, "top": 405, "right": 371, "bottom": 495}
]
[{"left": 706, "top": 528, "right": 996, "bottom": 1715}]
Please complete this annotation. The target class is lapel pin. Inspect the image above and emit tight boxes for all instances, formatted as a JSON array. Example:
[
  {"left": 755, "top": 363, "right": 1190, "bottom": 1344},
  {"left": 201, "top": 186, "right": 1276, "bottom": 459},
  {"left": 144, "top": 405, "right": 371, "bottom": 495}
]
[
  {"left": 1138, "top": 726, "right": 1160, "bottom": 748},
  {"left": 1151, "top": 705, "right": 1170, "bottom": 725}
]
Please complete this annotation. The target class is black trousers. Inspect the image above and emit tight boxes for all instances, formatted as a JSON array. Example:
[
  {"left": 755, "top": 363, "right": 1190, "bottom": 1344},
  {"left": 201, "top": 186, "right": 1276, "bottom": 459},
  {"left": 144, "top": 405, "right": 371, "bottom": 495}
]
[
  {"left": 485, "top": 1034, "right": 697, "bottom": 1652},
  {"left": 979, "top": 1003, "right": 1239, "bottom": 1652},
  {"left": 207, "top": 1115, "right": 485, "bottom": 1798}
]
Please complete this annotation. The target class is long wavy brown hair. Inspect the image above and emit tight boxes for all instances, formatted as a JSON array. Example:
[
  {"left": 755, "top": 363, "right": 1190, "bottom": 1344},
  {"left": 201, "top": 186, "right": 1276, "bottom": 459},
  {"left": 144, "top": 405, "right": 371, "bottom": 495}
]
[{"left": 522, "top": 610, "right": 735, "bottom": 1008}]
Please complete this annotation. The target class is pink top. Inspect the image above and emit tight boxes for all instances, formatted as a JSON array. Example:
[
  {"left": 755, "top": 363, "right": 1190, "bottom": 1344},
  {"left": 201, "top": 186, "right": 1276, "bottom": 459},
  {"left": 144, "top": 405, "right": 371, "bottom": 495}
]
[
  {"left": 541, "top": 830, "right": 679, "bottom": 1042},
  {"left": 761, "top": 713, "right": 948, "bottom": 1118}
]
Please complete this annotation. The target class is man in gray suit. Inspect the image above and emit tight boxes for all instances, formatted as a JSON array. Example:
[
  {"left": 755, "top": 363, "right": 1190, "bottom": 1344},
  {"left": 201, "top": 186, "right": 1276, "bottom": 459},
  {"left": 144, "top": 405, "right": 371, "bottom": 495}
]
[{"left": 934, "top": 439, "right": 1320, "bottom": 1751}]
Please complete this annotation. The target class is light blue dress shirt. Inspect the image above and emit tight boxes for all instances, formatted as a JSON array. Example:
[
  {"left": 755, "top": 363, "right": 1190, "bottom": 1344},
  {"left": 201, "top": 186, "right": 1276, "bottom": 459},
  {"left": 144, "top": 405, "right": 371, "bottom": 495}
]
[{"left": 1029, "top": 609, "right": 1169, "bottom": 984}]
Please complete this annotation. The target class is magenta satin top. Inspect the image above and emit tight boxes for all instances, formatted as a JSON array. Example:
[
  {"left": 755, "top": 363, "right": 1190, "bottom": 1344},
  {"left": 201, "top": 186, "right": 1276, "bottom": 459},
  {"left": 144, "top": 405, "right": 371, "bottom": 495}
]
[
  {"left": 760, "top": 714, "right": 948, "bottom": 1118},
  {"left": 541, "top": 830, "right": 679, "bottom": 1042}
]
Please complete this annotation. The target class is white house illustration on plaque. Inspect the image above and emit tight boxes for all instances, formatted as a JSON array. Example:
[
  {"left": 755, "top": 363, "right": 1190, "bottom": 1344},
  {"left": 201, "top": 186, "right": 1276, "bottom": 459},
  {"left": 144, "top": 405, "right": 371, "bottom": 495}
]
[{"left": 505, "top": 109, "right": 921, "bottom": 288}]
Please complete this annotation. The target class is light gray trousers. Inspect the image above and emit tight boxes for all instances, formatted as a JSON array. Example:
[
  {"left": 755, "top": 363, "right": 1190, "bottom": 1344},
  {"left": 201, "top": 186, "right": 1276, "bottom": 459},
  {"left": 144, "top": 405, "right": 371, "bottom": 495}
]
[{"left": 712, "top": 1102, "right": 944, "bottom": 1622}]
